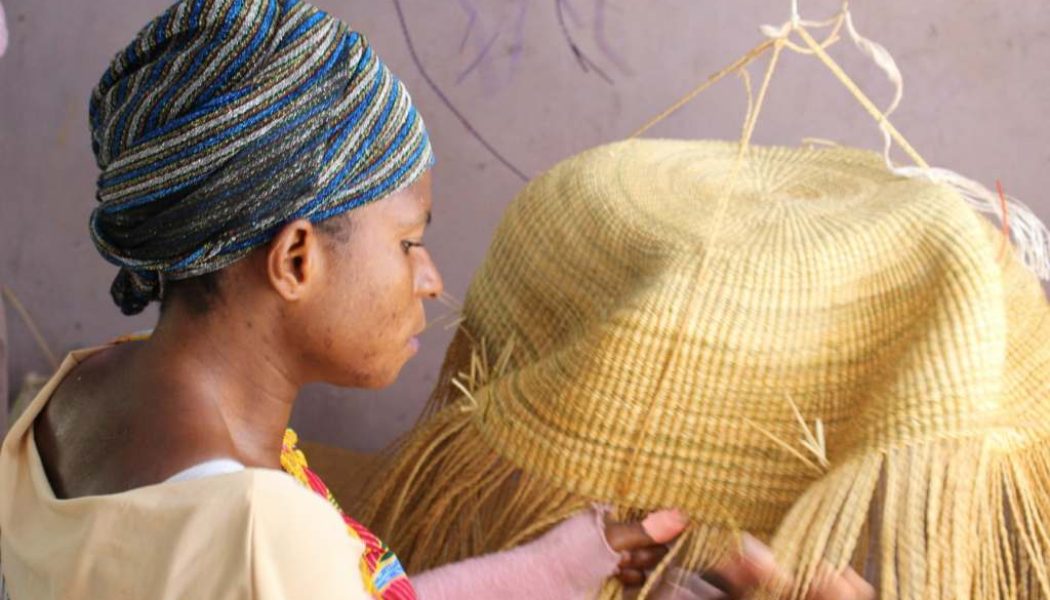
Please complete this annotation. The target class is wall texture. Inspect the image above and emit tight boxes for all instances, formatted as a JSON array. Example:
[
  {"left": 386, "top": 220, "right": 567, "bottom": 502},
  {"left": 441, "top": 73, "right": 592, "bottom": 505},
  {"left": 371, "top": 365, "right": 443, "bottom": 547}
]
[{"left": 1, "top": 0, "right": 1048, "bottom": 450}]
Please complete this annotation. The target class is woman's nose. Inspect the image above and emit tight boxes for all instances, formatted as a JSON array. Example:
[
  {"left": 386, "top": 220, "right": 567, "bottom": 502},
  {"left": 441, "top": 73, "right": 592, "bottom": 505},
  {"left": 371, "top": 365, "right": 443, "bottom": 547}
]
[{"left": 416, "top": 250, "right": 444, "bottom": 299}]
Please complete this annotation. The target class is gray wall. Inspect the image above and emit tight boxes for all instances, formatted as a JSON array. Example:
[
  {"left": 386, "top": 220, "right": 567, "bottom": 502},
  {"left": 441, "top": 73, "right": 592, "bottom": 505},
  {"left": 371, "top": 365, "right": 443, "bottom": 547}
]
[{"left": 1, "top": 0, "right": 1048, "bottom": 451}]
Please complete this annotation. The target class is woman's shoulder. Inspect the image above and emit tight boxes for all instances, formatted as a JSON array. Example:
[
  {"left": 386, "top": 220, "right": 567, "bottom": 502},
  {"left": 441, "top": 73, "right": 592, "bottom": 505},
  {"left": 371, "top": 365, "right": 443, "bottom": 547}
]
[
  {"left": 187, "top": 469, "right": 367, "bottom": 557},
  {"left": 1, "top": 467, "right": 373, "bottom": 599},
  {"left": 32, "top": 342, "right": 245, "bottom": 498},
  {"left": 229, "top": 469, "right": 374, "bottom": 598},
  {"left": 178, "top": 466, "right": 358, "bottom": 530},
  {"left": 104, "top": 469, "right": 371, "bottom": 593}
]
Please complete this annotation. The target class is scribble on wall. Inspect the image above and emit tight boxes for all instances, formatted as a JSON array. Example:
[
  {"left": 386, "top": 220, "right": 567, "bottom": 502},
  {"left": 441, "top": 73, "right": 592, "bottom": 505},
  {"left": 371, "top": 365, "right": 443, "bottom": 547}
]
[
  {"left": 555, "top": 0, "right": 612, "bottom": 84},
  {"left": 455, "top": 0, "right": 627, "bottom": 87},
  {"left": 390, "top": 0, "right": 630, "bottom": 180},
  {"left": 393, "top": 0, "right": 529, "bottom": 181},
  {"left": 454, "top": 0, "right": 528, "bottom": 86},
  {"left": 392, "top": 0, "right": 633, "bottom": 182}
]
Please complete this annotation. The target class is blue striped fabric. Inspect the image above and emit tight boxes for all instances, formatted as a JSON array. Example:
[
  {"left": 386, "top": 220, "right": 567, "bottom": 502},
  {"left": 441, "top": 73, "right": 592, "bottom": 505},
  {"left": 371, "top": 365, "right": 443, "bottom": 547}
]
[{"left": 88, "top": 0, "right": 434, "bottom": 314}]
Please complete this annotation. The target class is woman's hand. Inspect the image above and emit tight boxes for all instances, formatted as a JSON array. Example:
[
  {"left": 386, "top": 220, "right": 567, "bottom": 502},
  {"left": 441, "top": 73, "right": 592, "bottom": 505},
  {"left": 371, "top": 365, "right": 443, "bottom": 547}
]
[
  {"left": 604, "top": 510, "right": 875, "bottom": 599},
  {"left": 604, "top": 509, "right": 689, "bottom": 586},
  {"left": 690, "top": 535, "right": 875, "bottom": 599}
]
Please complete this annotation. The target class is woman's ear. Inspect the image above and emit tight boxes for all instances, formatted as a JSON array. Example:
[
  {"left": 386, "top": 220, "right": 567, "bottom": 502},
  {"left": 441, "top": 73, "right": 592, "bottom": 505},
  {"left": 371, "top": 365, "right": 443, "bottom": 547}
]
[{"left": 266, "top": 219, "right": 324, "bottom": 301}]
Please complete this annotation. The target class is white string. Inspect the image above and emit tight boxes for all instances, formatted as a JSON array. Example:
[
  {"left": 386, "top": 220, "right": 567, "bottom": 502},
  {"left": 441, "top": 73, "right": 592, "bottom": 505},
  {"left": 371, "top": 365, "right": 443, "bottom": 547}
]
[
  {"left": 894, "top": 167, "right": 1050, "bottom": 279},
  {"left": 842, "top": 10, "right": 1050, "bottom": 279},
  {"left": 758, "top": 1, "right": 1050, "bottom": 280},
  {"left": 842, "top": 9, "right": 903, "bottom": 165},
  {"left": 765, "top": 0, "right": 847, "bottom": 36}
]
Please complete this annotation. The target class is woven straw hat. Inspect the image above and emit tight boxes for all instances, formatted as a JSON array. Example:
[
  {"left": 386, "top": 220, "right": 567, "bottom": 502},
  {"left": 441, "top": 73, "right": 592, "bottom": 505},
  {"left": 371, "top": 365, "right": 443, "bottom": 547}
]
[{"left": 361, "top": 139, "right": 1050, "bottom": 598}]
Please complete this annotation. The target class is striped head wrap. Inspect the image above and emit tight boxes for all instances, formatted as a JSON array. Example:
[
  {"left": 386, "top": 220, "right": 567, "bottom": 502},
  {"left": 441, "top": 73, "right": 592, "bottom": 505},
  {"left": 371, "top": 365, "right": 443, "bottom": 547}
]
[{"left": 89, "top": 0, "right": 434, "bottom": 315}]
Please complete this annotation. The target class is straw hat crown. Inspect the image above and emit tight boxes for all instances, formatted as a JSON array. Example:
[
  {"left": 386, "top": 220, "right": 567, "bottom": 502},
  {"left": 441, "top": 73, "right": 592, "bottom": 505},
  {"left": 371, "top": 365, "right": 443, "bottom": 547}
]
[
  {"left": 366, "top": 139, "right": 1050, "bottom": 597},
  {"left": 462, "top": 139, "right": 1032, "bottom": 523}
]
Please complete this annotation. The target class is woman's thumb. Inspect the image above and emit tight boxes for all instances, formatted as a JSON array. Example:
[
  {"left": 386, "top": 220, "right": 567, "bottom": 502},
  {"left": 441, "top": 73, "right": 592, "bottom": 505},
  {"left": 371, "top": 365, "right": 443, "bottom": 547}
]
[{"left": 641, "top": 509, "right": 689, "bottom": 544}]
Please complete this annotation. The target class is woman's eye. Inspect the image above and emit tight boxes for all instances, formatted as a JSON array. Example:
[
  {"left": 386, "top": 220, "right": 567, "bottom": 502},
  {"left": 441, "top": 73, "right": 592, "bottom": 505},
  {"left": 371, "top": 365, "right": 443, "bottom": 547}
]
[{"left": 401, "top": 240, "right": 424, "bottom": 253}]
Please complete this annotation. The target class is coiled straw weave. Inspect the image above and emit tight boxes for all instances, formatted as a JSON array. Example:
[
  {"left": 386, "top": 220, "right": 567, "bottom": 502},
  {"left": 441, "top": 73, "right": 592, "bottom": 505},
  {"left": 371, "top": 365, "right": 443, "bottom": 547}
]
[{"left": 359, "top": 139, "right": 1050, "bottom": 599}]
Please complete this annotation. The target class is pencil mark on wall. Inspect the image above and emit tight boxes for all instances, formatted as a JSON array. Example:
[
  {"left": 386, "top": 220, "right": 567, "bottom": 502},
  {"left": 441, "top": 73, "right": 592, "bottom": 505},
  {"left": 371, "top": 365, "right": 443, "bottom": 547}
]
[
  {"left": 393, "top": 0, "right": 530, "bottom": 182},
  {"left": 457, "top": 0, "right": 478, "bottom": 53},
  {"left": 455, "top": 0, "right": 528, "bottom": 89},
  {"left": 455, "top": 27, "right": 501, "bottom": 84},
  {"left": 556, "top": 0, "right": 613, "bottom": 84},
  {"left": 593, "top": 0, "right": 629, "bottom": 75},
  {"left": 453, "top": 0, "right": 626, "bottom": 87},
  {"left": 392, "top": 0, "right": 633, "bottom": 181}
]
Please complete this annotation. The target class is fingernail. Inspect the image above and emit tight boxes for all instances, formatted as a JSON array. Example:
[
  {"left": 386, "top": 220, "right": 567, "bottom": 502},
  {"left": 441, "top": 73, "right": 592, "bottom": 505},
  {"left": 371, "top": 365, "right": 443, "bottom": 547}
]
[
  {"left": 641, "top": 509, "right": 690, "bottom": 544},
  {"left": 742, "top": 534, "right": 776, "bottom": 568},
  {"left": 666, "top": 508, "right": 689, "bottom": 527}
]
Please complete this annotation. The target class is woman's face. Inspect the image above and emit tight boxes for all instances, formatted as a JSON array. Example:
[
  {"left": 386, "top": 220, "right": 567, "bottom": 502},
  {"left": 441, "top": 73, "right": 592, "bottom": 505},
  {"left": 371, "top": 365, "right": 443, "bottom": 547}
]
[{"left": 298, "top": 171, "right": 443, "bottom": 389}]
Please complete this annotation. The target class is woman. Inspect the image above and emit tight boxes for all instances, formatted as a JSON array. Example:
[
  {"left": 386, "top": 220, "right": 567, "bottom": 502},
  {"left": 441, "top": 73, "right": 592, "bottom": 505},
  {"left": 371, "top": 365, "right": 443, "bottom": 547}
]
[{"left": 0, "top": 1, "right": 870, "bottom": 598}]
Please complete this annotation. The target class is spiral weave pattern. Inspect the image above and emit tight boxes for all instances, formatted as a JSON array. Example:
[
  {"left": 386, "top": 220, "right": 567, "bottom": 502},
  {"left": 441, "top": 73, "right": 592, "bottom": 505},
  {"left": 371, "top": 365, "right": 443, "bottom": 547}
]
[{"left": 364, "top": 140, "right": 1050, "bottom": 599}]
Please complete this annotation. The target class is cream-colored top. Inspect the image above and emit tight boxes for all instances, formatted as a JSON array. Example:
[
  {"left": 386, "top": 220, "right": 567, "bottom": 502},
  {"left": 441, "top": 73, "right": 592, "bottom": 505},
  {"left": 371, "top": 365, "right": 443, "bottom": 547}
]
[{"left": 0, "top": 347, "right": 371, "bottom": 600}]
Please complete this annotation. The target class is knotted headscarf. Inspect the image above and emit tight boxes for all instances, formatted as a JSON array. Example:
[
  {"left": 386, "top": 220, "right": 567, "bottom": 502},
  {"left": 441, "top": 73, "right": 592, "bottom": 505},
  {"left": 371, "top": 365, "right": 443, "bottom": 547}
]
[{"left": 89, "top": 0, "right": 434, "bottom": 314}]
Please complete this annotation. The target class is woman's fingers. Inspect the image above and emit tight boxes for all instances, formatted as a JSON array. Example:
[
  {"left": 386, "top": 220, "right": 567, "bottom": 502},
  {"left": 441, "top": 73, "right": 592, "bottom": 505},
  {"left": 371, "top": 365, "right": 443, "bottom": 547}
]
[
  {"left": 604, "top": 520, "right": 660, "bottom": 588},
  {"left": 604, "top": 511, "right": 874, "bottom": 599},
  {"left": 605, "top": 519, "right": 658, "bottom": 552},
  {"left": 642, "top": 509, "right": 690, "bottom": 544},
  {"left": 605, "top": 521, "right": 670, "bottom": 587},
  {"left": 607, "top": 518, "right": 877, "bottom": 600},
  {"left": 657, "top": 568, "right": 732, "bottom": 600},
  {"left": 843, "top": 567, "right": 876, "bottom": 599},
  {"left": 620, "top": 544, "right": 670, "bottom": 570},
  {"left": 806, "top": 566, "right": 876, "bottom": 600},
  {"left": 617, "top": 567, "right": 647, "bottom": 587},
  {"left": 605, "top": 510, "right": 685, "bottom": 588},
  {"left": 702, "top": 535, "right": 790, "bottom": 597},
  {"left": 703, "top": 551, "right": 874, "bottom": 600}
]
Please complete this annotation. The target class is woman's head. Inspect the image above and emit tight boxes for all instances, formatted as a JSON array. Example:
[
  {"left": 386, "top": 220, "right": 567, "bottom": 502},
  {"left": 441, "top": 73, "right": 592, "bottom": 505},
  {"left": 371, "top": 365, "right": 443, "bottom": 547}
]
[
  {"left": 161, "top": 170, "right": 442, "bottom": 388},
  {"left": 88, "top": 0, "right": 434, "bottom": 317}
]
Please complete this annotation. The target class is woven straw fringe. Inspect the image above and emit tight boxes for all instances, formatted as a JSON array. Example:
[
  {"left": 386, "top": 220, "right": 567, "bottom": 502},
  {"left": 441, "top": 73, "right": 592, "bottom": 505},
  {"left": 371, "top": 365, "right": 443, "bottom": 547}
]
[
  {"left": 357, "top": 328, "right": 586, "bottom": 567},
  {"left": 357, "top": 406, "right": 586, "bottom": 570},
  {"left": 772, "top": 438, "right": 1050, "bottom": 599},
  {"left": 358, "top": 330, "right": 1050, "bottom": 599}
]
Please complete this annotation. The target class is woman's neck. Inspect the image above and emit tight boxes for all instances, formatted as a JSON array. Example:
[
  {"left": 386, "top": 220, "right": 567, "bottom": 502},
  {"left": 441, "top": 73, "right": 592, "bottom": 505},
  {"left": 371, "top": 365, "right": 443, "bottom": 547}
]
[{"left": 145, "top": 303, "right": 302, "bottom": 469}]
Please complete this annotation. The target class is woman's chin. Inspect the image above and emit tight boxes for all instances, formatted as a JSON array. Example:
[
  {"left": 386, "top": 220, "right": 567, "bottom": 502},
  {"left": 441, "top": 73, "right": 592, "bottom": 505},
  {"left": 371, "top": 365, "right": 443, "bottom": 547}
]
[
  {"left": 328, "top": 342, "right": 419, "bottom": 390},
  {"left": 359, "top": 359, "right": 412, "bottom": 390}
]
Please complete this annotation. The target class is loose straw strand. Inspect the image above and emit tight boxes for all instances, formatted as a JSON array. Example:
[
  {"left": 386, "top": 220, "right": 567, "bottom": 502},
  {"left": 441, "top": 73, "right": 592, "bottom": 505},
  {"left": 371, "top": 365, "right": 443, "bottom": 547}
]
[
  {"left": 616, "top": 40, "right": 785, "bottom": 498},
  {"left": 741, "top": 41, "right": 785, "bottom": 151},
  {"left": 2, "top": 286, "right": 59, "bottom": 371},
  {"left": 792, "top": 24, "right": 929, "bottom": 169},
  {"left": 630, "top": 38, "right": 777, "bottom": 139},
  {"left": 629, "top": 4, "right": 842, "bottom": 139}
]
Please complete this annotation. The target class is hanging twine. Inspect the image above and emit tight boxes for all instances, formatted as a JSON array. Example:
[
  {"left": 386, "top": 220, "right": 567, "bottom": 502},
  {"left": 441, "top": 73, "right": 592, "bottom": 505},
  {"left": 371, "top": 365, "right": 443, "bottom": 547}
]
[{"left": 631, "top": 0, "right": 1050, "bottom": 280}]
